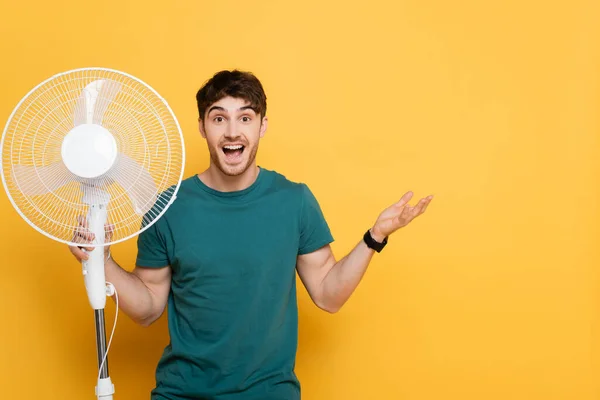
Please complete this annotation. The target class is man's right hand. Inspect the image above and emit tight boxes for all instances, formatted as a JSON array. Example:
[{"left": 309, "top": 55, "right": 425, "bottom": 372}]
[
  {"left": 68, "top": 215, "right": 114, "bottom": 263},
  {"left": 66, "top": 215, "right": 171, "bottom": 327}
]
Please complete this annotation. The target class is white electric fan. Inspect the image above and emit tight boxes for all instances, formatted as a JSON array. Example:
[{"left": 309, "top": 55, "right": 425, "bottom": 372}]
[{"left": 0, "top": 68, "right": 185, "bottom": 399}]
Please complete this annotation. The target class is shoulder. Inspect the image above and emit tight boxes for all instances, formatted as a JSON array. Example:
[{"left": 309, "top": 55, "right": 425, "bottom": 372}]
[
  {"left": 260, "top": 167, "right": 311, "bottom": 195},
  {"left": 260, "top": 168, "right": 325, "bottom": 214},
  {"left": 141, "top": 175, "right": 198, "bottom": 225},
  {"left": 163, "top": 174, "right": 206, "bottom": 206},
  {"left": 175, "top": 174, "right": 202, "bottom": 195}
]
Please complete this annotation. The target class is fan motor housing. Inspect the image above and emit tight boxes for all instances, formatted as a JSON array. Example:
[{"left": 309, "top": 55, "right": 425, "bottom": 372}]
[{"left": 61, "top": 124, "right": 118, "bottom": 179}]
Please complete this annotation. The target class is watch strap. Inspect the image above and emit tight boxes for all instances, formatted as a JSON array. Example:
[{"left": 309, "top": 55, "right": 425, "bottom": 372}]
[{"left": 363, "top": 229, "right": 388, "bottom": 253}]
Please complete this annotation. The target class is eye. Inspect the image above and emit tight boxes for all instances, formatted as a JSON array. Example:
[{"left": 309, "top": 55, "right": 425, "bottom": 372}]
[
  {"left": 241, "top": 116, "right": 251, "bottom": 123},
  {"left": 213, "top": 116, "right": 224, "bottom": 123}
]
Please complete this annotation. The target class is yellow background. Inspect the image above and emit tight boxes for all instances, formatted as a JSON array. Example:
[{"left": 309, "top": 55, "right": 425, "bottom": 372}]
[{"left": 0, "top": 1, "right": 598, "bottom": 399}]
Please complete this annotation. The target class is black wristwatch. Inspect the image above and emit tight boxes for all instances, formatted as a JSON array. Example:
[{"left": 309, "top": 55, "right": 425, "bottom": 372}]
[{"left": 363, "top": 229, "right": 388, "bottom": 253}]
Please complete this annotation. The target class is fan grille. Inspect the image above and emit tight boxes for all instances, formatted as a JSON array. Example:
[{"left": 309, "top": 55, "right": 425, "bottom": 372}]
[{"left": 1, "top": 68, "right": 185, "bottom": 246}]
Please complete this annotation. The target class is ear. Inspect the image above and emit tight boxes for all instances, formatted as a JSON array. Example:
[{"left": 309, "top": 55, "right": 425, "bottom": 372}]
[
  {"left": 259, "top": 116, "right": 268, "bottom": 138},
  {"left": 198, "top": 118, "right": 206, "bottom": 139}
]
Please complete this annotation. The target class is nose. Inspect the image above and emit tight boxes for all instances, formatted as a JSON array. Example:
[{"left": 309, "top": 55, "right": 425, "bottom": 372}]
[{"left": 224, "top": 120, "right": 241, "bottom": 139}]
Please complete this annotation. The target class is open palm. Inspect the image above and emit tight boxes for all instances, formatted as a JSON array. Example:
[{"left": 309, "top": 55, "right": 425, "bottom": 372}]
[{"left": 372, "top": 191, "right": 433, "bottom": 240}]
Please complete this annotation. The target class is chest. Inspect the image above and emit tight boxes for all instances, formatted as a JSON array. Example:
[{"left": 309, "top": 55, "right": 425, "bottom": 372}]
[{"left": 164, "top": 200, "right": 301, "bottom": 290}]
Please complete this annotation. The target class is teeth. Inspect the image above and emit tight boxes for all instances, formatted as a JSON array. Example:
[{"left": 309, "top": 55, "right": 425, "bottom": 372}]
[{"left": 224, "top": 145, "right": 243, "bottom": 150}]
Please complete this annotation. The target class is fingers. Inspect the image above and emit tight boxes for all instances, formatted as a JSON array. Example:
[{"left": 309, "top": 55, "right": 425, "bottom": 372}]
[
  {"left": 69, "top": 244, "right": 90, "bottom": 261},
  {"left": 418, "top": 195, "right": 434, "bottom": 213},
  {"left": 392, "top": 191, "right": 414, "bottom": 209},
  {"left": 391, "top": 205, "right": 414, "bottom": 228},
  {"left": 77, "top": 215, "right": 89, "bottom": 230},
  {"left": 418, "top": 195, "right": 433, "bottom": 215},
  {"left": 105, "top": 223, "right": 115, "bottom": 241},
  {"left": 402, "top": 203, "right": 415, "bottom": 220},
  {"left": 393, "top": 195, "right": 433, "bottom": 226},
  {"left": 75, "top": 215, "right": 95, "bottom": 241},
  {"left": 74, "top": 216, "right": 116, "bottom": 243},
  {"left": 69, "top": 215, "right": 116, "bottom": 262},
  {"left": 407, "top": 195, "right": 434, "bottom": 219},
  {"left": 73, "top": 225, "right": 95, "bottom": 244}
]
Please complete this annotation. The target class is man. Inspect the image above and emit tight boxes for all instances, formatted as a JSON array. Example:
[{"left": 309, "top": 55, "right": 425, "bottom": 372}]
[{"left": 69, "top": 70, "right": 433, "bottom": 399}]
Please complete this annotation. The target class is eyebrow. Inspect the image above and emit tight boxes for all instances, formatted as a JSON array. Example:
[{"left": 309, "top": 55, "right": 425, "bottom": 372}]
[
  {"left": 239, "top": 106, "right": 257, "bottom": 112},
  {"left": 207, "top": 105, "right": 258, "bottom": 115}
]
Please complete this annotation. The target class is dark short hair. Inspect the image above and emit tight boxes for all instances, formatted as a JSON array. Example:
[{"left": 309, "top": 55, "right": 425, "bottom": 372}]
[{"left": 196, "top": 70, "right": 267, "bottom": 121}]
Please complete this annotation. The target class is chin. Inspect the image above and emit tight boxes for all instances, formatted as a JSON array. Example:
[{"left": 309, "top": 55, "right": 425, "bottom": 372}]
[
  {"left": 218, "top": 162, "right": 250, "bottom": 176},
  {"left": 212, "top": 154, "right": 253, "bottom": 177}
]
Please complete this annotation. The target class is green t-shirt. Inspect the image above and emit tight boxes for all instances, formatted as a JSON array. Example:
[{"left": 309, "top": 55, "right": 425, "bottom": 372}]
[{"left": 135, "top": 167, "right": 334, "bottom": 400}]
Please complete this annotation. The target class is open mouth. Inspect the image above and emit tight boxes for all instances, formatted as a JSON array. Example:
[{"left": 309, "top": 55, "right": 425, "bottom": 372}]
[{"left": 222, "top": 144, "right": 245, "bottom": 162}]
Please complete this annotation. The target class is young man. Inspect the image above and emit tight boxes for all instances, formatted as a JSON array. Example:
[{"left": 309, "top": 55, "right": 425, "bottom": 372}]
[{"left": 69, "top": 70, "right": 433, "bottom": 399}]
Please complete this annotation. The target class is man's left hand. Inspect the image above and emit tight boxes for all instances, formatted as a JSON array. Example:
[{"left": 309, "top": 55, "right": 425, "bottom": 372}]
[{"left": 370, "top": 191, "right": 433, "bottom": 242}]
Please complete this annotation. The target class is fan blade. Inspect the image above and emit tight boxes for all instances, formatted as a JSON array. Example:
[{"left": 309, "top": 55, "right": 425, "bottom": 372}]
[
  {"left": 11, "top": 162, "right": 74, "bottom": 196},
  {"left": 92, "top": 79, "right": 121, "bottom": 125},
  {"left": 81, "top": 183, "right": 111, "bottom": 206},
  {"left": 73, "top": 80, "right": 122, "bottom": 126},
  {"left": 106, "top": 154, "right": 157, "bottom": 215}
]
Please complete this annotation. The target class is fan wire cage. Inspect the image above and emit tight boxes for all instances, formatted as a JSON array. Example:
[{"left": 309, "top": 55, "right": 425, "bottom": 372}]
[{"left": 1, "top": 68, "right": 185, "bottom": 247}]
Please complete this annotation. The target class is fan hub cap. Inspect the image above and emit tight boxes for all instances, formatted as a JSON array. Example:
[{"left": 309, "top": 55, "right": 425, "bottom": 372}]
[{"left": 61, "top": 124, "right": 117, "bottom": 179}]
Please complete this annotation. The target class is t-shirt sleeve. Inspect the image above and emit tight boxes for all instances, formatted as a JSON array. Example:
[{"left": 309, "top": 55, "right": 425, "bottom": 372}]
[
  {"left": 298, "top": 183, "right": 334, "bottom": 255},
  {"left": 136, "top": 220, "right": 170, "bottom": 267}
]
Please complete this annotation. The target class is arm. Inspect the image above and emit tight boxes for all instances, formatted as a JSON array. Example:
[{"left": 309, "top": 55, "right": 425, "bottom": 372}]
[
  {"left": 297, "top": 191, "right": 433, "bottom": 313},
  {"left": 296, "top": 240, "right": 374, "bottom": 313},
  {"left": 69, "top": 219, "right": 172, "bottom": 327},
  {"left": 105, "top": 258, "right": 172, "bottom": 327}
]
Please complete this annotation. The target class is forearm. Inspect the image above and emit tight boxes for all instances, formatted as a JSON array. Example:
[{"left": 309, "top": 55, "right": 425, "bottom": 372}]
[
  {"left": 104, "top": 258, "right": 160, "bottom": 326},
  {"left": 320, "top": 239, "right": 376, "bottom": 313}
]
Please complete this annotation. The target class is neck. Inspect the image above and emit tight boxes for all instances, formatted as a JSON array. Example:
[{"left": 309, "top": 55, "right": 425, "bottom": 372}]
[{"left": 198, "top": 163, "right": 260, "bottom": 192}]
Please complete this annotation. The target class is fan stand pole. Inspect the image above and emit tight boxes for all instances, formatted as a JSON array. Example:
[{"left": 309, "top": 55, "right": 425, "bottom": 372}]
[
  {"left": 95, "top": 308, "right": 110, "bottom": 379},
  {"left": 95, "top": 307, "right": 114, "bottom": 399},
  {"left": 83, "top": 204, "right": 115, "bottom": 399}
]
